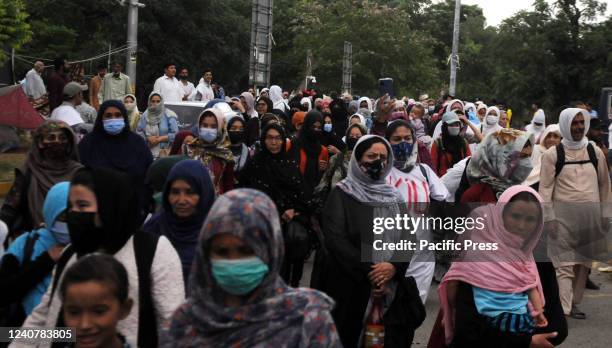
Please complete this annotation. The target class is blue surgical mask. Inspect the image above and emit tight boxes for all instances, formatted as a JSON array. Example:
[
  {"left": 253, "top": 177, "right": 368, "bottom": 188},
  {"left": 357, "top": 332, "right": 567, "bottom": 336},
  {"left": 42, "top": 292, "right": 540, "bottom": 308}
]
[
  {"left": 323, "top": 123, "right": 333, "bottom": 133},
  {"left": 211, "top": 256, "right": 269, "bottom": 296},
  {"left": 103, "top": 118, "right": 125, "bottom": 135},
  {"left": 51, "top": 221, "right": 71, "bottom": 245},
  {"left": 391, "top": 141, "right": 414, "bottom": 164},
  {"left": 199, "top": 128, "right": 218, "bottom": 143}
]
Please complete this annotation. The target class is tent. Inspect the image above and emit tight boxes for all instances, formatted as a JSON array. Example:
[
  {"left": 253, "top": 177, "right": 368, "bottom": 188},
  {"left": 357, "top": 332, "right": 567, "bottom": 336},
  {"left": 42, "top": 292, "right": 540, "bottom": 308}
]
[{"left": 0, "top": 85, "right": 44, "bottom": 129}]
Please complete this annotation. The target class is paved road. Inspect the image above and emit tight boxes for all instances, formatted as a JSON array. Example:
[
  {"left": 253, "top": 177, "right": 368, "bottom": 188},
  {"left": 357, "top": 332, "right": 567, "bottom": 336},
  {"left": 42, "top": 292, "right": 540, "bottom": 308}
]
[{"left": 302, "top": 259, "right": 612, "bottom": 347}]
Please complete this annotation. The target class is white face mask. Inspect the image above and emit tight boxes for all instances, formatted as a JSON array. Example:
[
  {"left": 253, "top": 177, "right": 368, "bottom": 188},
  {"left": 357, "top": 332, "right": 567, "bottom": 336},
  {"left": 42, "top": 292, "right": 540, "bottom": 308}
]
[
  {"left": 124, "top": 102, "right": 135, "bottom": 111},
  {"left": 486, "top": 115, "right": 499, "bottom": 126},
  {"left": 447, "top": 126, "right": 461, "bottom": 136}
]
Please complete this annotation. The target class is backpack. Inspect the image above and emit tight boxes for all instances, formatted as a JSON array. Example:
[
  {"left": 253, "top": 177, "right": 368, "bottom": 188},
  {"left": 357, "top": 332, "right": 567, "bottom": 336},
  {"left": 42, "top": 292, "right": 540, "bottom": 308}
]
[
  {"left": 49, "top": 232, "right": 160, "bottom": 347},
  {"left": 555, "top": 143, "right": 598, "bottom": 177}
]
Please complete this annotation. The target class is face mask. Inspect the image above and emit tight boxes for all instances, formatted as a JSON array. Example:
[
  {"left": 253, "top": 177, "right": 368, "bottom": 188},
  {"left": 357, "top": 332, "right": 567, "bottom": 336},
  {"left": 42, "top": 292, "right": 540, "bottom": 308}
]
[
  {"left": 42, "top": 143, "right": 68, "bottom": 160},
  {"left": 323, "top": 123, "right": 333, "bottom": 133},
  {"left": 228, "top": 130, "right": 244, "bottom": 144},
  {"left": 66, "top": 211, "right": 105, "bottom": 255},
  {"left": 199, "top": 128, "right": 218, "bottom": 143},
  {"left": 468, "top": 111, "right": 476, "bottom": 119},
  {"left": 391, "top": 111, "right": 407, "bottom": 120},
  {"left": 51, "top": 221, "right": 71, "bottom": 245},
  {"left": 360, "top": 159, "right": 385, "bottom": 181},
  {"left": 124, "top": 102, "right": 136, "bottom": 112},
  {"left": 391, "top": 141, "right": 414, "bottom": 164},
  {"left": 179, "top": 75, "right": 188, "bottom": 80},
  {"left": 447, "top": 126, "right": 461, "bottom": 136},
  {"left": 211, "top": 256, "right": 269, "bottom": 296},
  {"left": 148, "top": 104, "right": 161, "bottom": 113},
  {"left": 428, "top": 106, "right": 435, "bottom": 113},
  {"left": 533, "top": 123, "right": 543, "bottom": 130},
  {"left": 346, "top": 137, "right": 359, "bottom": 150},
  {"left": 103, "top": 119, "right": 125, "bottom": 135},
  {"left": 486, "top": 115, "right": 499, "bottom": 126}
]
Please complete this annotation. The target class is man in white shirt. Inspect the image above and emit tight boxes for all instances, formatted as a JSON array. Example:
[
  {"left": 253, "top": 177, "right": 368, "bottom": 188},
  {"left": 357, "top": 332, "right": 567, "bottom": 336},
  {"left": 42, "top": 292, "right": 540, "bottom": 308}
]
[
  {"left": 153, "top": 63, "right": 183, "bottom": 102},
  {"left": 194, "top": 68, "right": 214, "bottom": 103},
  {"left": 24, "top": 60, "right": 47, "bottom": 100},
  {"left": 50, "top": 82, "right": 87, "bottom": 130},
  {"left": 178, "top": 68, "right": 195, "bottom": 101}
]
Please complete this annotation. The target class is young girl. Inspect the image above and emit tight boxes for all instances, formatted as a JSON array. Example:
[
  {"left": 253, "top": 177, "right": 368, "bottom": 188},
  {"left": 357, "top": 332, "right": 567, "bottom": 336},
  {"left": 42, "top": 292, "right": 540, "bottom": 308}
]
[
  {"left": 60, "top": 254, "right": 133, "bottom": 348},
  {"left": 435, "top": 186, "right": 548, "bottom": 347}
]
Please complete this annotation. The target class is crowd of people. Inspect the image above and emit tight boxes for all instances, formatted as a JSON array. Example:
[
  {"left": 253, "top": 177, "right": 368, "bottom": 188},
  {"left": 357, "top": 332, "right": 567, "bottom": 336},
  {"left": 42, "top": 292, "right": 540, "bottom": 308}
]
[{"left": 2, "top": 57, "right": 611, "bottom": 348}]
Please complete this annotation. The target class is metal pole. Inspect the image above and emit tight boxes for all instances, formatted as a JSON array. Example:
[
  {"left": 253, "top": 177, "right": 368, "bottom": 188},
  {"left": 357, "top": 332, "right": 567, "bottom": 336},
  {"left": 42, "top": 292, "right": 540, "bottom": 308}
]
[
  {"left": 107, "top": 43, "right": 112, "bottom": 71},
  {"left": 126, "top": 0, "right": 143, "bottom": 93},
  {"left": 449, "top": 0, "right": 461, "bottom": 96}
]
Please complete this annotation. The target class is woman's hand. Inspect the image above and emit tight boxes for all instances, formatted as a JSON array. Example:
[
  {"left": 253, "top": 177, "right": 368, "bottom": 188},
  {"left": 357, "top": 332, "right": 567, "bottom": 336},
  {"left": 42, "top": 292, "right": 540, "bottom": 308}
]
[
  {"left": 147, "top": 136, "right": 159, "bottom": 146},
  {"left": 282, "top": 209, "right": 296, "bottom": 222},
  {"left": 328, "top": 145, "right": 340, "bottom": 155},
  {"left": 319, "top": 160, "right": 328, "bottom": 171},
  {"left": 368, "top": 262, "right": 396, "bottom": 287},
  {"left": 372, "top": 283, "right": 388, "bottom": 298},
  {"left": 529, "top": 332, "right": 557, "bottom": 348}
]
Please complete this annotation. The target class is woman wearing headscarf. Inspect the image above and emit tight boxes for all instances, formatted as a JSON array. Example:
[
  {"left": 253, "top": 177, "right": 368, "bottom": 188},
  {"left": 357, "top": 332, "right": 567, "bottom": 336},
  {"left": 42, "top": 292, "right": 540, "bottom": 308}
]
[
  {"left": 160, "top": 189, "right": 341, "bottom": 347},
  {"left": 348, "top": 113, "right": 367, "bottom": 127},
  {"left": 137, "top": 92, "right": 179, "bottom": 159},
  {"left": 16, "top": 168, "right": 184, "bottom": 348},
  {"left": 256, "top": 96, "right": 273, "bottom": 115},
  {"left": 430, "top": 112, "right": 472, "bottom": 177},
  {"left": 269, "top": 85, "right": 289, "bottom": 113},
  {"left": 0, "top": 120, "right": 82, "bottom": 236},
  {"left": 226, "top": 116, "right": 251, "bottom": 175},
  {"left": 525, "top": 109, "right": 547, "bottom": 143},
  {"left": 300, "top": 96, "right": 312, "bottom": 112},
  {"left": 476, "top": 103, "right": 488, "bottom": 123},
  {"left": 123, "top": 94, "right": 140, "bottom": 130},
  {"left": 78, "top": 100, "right": 153, "bottom": 220},
  {"left": 291, "top": 111, "right": 306, "bottom": 135},
  {"left": 317, "top": 135, "right": 425, "bottom": 347},
  {"left": 239, "top": 124, "right": 312, "bottom": 286},
  {"left": 429, "top": 186, "right": 564, "bottom": 348},
  {"left": 523, "top": 125, "right": 561, "bottom": 190},
  {"left": 358, "top": 96, "right": 373, "bottom": 112},
  {"left": 479, "top": 106, "right": 503, "bottom": 137},
  {"left": 291, "top": 110, "right": 330, "bottom": 200},
  {"left": 321, "top": 113, "right": 346, "bottom": 156},
  {"left": 0, "top": 182, "right": 70, "bottom": 327},
  {"left": 329, "top": 96, "right": 349, "bottom": 136},
  {"left": 459, "top": 129, "right": 535, "bottom": 203},
  {"left": 384, "top": 120, "right": 449, "bottom": 304},
  {"left": 183, "top": 108, "right": 235, "bottom": 195},
  {"left": 239, "top": 91, "right": 261, "bottom": 146},
  {"left": 143, "top": 160, "right": 215, "bottom": 289}
]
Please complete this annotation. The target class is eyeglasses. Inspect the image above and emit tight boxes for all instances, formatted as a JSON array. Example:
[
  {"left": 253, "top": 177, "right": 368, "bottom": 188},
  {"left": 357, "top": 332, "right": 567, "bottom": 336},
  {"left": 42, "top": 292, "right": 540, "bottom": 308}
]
[{"left": 265, "top": 135, "right": 283, "bottom": 143}]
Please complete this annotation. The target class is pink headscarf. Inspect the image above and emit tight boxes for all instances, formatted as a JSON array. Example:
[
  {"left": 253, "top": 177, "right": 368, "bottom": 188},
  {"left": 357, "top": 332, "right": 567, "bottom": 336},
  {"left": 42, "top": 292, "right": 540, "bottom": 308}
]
[{"left": 437, "top": 185, "right": 545, "bottom": 345}]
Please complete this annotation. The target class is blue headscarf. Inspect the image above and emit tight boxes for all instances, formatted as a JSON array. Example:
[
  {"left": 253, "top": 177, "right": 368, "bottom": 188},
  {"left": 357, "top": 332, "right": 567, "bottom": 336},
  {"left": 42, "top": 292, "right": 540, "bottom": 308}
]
[
  {"left": 5, "top": 182, "right": 70, "bottom": 314},
  {"left": 143, "top": 160, "right": 215, "bottom": 282}
]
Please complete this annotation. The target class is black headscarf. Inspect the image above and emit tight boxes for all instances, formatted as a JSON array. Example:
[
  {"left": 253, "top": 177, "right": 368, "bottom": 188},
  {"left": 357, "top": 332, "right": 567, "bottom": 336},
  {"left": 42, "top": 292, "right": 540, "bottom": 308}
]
[
  {"left": 70, "top": 167, "right": 139, "bottom": 255},
  {"left": 78, "top": 100, "right": 154, "bottom": 219},
  {"left": 293, "top": 111, "right": 325, "bottom": 197},
  {"left": 329, "top": 98, "right": 349, "bottom": 136},
  {"left": 320, "top": 115, "right": 346, "bottom": 152},
  {"left": 441, "top": 122, "right": 468, "bottom": 166},
  {"left": 239, "top": 124, "right": 307, "bottom": 214}
]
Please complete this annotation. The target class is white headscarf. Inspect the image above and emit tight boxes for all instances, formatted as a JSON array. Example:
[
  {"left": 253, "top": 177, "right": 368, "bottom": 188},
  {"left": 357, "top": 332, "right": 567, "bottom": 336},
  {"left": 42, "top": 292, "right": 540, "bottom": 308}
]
[
  {"left": 269, "top": 85, "right": 287, "bottom": 111},
  {"left": 445, "top": 99, "right": 465, "bottom": 113},
  {"left": 357, "top": 96, "right": 373, "bottom": 112},
  {"left": 524, "top": 124, "right": 561, "bottom": 186},
  {"left": 559, "top": 108, "right": 590, "bottom": 150},
  {"left": 525, "top": 109, "right": 546, "bottom": 143},
  {"left": 348, "top": 113, "right": 366, "bottom": 126},
  {"left": 300, "top": 97, "right": 312, "bottom": 111},
  {"left": 481, "top": 106, "right": 502, "bottom": 136}
]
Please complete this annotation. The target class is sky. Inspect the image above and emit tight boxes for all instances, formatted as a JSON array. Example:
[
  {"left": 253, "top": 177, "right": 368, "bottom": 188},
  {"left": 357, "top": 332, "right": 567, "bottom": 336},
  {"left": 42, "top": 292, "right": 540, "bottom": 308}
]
[{"left": 454, "top": 0, "right": 612, "bottom": 27}]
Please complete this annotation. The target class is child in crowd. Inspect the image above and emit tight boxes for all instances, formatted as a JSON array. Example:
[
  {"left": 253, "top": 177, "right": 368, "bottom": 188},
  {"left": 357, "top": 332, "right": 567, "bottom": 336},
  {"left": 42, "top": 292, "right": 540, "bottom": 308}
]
[{"left": 60, "top": 254, "right": 133, "bottom": 348}]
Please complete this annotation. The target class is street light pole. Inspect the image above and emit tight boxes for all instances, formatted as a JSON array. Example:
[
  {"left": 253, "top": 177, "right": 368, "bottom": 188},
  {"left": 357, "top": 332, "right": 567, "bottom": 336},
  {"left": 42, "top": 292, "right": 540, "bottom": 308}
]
[
  {"left": 449, "top": 0, "right": 461, "bottom": 96},
  {"left": 126, "top": 0, "right": 144, "bottom": 93}
]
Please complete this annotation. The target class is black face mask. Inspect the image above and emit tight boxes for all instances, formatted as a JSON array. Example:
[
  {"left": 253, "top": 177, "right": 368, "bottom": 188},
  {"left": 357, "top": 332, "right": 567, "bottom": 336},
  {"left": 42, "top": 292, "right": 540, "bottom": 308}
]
[
  {"left": 67, "top": 211, "right": 105, "bottom": 255},
  {"left": 228, "top": 130, "right": 244, "bottom": 145},
  {"left": 179, "top": 75, "right": 188, "bottom": 80},
  {"left": 346, "top": 137, "right": 359, "bottom": 151},
  {"left": 361, "top": 159, "right": 385, "bottom": 181},
  {"left": 42, "top": 143, "right": 69, "bottom": 161}
]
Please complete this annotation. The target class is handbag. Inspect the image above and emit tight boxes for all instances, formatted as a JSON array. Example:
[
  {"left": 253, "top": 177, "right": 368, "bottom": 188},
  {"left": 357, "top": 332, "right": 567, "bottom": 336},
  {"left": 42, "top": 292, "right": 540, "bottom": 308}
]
[{"left": 283, "top": 220, "right": 311, "bottom": 262}]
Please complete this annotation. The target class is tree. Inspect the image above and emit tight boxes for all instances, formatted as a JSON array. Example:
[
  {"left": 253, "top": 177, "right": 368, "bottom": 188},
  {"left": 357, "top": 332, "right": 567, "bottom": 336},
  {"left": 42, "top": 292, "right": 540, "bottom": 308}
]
[{"left": 0, "top": 0, "right": 31, "bottom": 64}]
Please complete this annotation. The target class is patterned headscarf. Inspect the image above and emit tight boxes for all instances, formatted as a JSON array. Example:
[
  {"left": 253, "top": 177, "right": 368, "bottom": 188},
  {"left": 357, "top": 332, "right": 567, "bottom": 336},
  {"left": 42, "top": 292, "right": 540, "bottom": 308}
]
[
  {"left": 467, "top": 129, "right": 535, "bottom": 197},
  {"left": 188, "top": 108, "right": 234, "bottom": 163},
  {"left": 162, "top": 189, "right": 336, "bottom": 347}
]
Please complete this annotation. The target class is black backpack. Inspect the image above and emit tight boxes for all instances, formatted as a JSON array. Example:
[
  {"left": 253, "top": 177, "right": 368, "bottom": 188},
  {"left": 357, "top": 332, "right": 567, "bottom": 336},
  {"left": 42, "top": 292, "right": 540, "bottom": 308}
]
[
  {"left": 49, "top": 232, "right": 160, "bottom": 348},
  {"left": 554, "top": 143, "right": 598, "bottom": 177}
]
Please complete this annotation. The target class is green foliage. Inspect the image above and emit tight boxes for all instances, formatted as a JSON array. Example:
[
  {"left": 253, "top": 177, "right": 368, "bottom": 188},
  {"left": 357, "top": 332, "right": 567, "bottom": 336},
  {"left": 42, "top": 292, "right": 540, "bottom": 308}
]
[
  {"left": 7, "top": 0, "right": 612, "bottom": 125},
  {"left": 0, "top": 0, "right": 32, "bottom": 63}
]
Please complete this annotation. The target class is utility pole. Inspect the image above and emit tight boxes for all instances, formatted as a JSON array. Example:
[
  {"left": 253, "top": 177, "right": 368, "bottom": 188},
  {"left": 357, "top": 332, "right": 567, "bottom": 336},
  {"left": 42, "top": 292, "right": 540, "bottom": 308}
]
[
  {"left": 449, "top": 0, "right": 461, "bottom": 96},
  {"left": 342, "top": 41, "right": 352, "bottom": 94},
  {"left": 126, "top": 0, "right": 145, "bottom": 93}
]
